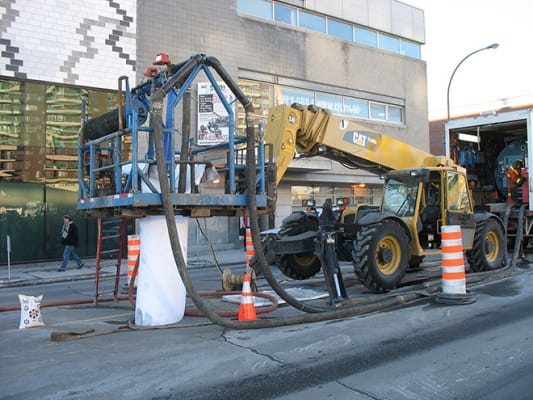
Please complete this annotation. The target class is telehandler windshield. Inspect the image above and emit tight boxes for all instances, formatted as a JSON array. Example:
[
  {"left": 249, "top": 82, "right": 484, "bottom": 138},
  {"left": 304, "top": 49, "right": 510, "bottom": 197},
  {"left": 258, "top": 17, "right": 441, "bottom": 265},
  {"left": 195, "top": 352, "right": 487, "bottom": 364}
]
[{"left": 382, "top": 176, "right": 420, "bottom": 217}]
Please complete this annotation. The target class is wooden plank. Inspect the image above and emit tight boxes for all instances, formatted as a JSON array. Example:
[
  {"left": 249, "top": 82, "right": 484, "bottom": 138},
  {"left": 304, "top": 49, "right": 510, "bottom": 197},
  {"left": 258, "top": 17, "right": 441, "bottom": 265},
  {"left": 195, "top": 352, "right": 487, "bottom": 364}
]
[{"left": 45, "top": 154, "right": 78, "bottom": 161}]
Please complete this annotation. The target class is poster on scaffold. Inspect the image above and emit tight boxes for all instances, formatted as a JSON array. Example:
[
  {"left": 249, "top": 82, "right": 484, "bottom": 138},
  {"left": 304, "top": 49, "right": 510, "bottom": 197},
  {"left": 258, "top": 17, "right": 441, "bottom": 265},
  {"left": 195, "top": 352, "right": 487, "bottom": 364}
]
[{"left": 197, "top": 82, "right": 235, "bottom": 146}]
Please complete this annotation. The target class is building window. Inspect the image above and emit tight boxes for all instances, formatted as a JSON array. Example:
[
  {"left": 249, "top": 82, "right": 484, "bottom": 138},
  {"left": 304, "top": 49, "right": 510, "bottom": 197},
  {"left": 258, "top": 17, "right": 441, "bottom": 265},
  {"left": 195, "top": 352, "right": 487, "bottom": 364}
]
[
  {"left": 237, "top": 0, "right": 272, "bottom": 19},
  {"left": 387, "top": 105, "right": 403, "bottom": 123},
  {"left": 237, "top": 79, "right": 274, "bottom": 131},
  {"left": 237, "top": 0, "right": 422, "bottom": 60},
  {"left": 401, "top": 40, "right": 421, "bottom": 58},
  {"left": 291, "top": 184, "right": 382, "bottom": 212},
  {"left": 299, "top": 10, "right": 326, "bottom": 33},
  {"left": 328, "top": 19, "right": 353, "bottom": 40},
  {"left": 344, "top": 98, "right": 369, "bottom": 118},
  {"left": 274, "top": 3, "right": 296, "bottom": 25},
  {"left": 316, "top": 92, "right": 343, "bottom": 113},
  {"left": 237, "top": 79, "right": 404, "bottom": 127},
  {"left": 276, "top": 86, "right": 314, "bottom": 106},
  {"left": 355, "top": 27, "right": 377, "bottom": 47},
  {"left": 0, "top": 78, "right": 117, "bottom": 183},
  {"left": 370, "top": 103, "right": 386, "bottom": 121},
  {"left": 378, "top": 34, "right": 400, "bottom": 53}
]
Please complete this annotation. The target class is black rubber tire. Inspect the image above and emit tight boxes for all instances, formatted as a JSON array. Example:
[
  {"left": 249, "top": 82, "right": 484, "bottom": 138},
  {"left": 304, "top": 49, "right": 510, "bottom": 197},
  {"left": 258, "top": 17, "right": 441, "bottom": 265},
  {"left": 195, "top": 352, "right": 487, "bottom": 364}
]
[
  {"left": 278, "top": 211, "right": 319, "bottom": 236},
  {"left": 249, "top": 234, "right": 279, "bottom": 276},
  {"left": 279, "top": 252, "right": 321, "bottom": 280},
  {"left": 352, "top": 220, "right": 409, "bottom": 292},
  {"left": 274, "top": 211, "right": 321, "bottom": 280},
  {"left": 466, "top": 218, "right": 505, "bottom": 272}
]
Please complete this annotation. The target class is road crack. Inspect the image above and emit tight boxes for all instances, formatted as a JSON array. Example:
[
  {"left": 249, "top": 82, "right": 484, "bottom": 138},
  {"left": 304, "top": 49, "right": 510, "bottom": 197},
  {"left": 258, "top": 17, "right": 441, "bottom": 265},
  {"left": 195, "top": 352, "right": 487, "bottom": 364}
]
[
  {"left": 338, "top": 381, "right": 389, "bottom": 400},
  {"left": 220, "top": 331, "right": 285, "bottom": 365}
]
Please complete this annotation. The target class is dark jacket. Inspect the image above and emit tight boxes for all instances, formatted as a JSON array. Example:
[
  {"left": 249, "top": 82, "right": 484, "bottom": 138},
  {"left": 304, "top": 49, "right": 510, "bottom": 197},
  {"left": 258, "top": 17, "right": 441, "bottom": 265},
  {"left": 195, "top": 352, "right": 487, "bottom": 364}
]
[{"left": 61, "top": 221, "right": 79, "bottom": 246}]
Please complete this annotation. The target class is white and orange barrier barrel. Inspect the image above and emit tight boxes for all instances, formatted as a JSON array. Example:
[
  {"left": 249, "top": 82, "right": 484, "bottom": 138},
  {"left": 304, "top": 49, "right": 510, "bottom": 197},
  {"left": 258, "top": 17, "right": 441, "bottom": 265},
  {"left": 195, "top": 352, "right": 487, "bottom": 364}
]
[
  {"left": 436, "top": 225, "right": 475, "bottom": 304},
  {"left": 127, "top": 234, "right": 140, "bottom": 288}
]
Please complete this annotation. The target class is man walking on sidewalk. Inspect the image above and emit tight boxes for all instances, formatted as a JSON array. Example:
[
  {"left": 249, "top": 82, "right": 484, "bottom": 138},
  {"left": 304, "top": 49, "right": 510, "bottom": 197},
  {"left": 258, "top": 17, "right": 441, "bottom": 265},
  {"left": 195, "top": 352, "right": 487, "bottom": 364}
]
[{"left": 58, "top": 215, "right": 84, "bottom": 271}]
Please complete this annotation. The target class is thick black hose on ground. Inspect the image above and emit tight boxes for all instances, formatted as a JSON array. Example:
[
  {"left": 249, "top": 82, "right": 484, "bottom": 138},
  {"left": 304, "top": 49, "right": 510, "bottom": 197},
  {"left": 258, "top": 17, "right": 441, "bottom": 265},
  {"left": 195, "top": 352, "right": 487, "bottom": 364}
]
[
  {"left": 148, "top": 54, "right": 330, "bottom": 313},
  {"left": 151, "top": 103, "right": 432, "bottom": 330},
  {"left": 151, "top": 55, "right": 520, "bottom": 329}
]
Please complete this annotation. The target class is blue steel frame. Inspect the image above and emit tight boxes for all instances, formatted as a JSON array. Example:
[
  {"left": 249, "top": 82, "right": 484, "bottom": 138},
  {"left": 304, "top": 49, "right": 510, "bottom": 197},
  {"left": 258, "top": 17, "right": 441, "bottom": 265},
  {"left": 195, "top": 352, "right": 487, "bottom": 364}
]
[{"left": 77, "top": 63, "right": 268, "bottom": 212}]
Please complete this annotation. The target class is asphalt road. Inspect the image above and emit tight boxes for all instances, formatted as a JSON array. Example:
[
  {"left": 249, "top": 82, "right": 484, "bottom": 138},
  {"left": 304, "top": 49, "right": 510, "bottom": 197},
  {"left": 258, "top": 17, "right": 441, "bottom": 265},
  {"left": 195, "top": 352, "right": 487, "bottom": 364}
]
[{"left": 0, "top": 265, "right": 532, "bottom": 400}]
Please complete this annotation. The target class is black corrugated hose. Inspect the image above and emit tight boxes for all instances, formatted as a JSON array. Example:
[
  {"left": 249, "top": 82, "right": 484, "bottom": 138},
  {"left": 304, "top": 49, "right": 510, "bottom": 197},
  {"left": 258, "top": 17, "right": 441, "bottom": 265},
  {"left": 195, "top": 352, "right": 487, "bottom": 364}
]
[{"left": 149, "top": 55, "right": 516, "bottom": 330}]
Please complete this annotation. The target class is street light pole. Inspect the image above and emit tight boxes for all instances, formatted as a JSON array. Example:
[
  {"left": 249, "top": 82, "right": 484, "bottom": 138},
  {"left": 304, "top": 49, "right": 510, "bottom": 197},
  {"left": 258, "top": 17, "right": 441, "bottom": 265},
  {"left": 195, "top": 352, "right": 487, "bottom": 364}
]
[{"left": 446, "top": 43, "right": 499, "bottom": 122}]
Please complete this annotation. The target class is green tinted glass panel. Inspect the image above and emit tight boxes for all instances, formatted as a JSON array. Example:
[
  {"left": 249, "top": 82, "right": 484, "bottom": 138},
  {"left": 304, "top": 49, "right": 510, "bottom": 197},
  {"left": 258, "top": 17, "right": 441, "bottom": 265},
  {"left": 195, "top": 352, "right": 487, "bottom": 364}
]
[
  {"left": 45, "top": 184, "right": 97, "bottom": 258},
  {"left": 0, "top": 182, "right": 45, "bottom": 262}
]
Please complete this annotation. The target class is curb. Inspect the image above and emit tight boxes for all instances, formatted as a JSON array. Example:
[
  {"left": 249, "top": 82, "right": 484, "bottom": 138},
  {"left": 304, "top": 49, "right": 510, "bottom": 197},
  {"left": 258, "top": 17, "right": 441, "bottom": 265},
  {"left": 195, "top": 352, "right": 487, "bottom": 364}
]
[{"left": 0, "top": 260, "right": 247, "bottom": 289}]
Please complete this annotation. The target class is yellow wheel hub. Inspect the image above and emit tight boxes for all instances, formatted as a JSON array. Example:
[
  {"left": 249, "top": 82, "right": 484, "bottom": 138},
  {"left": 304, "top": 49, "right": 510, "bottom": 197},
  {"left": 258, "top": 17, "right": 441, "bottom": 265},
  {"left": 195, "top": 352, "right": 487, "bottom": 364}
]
[
  {"left": 376, "top": 235, "right": 401, "bottom": 275},
  {"left": 484, "top": 230, "right": 500, "bottom": 263}
]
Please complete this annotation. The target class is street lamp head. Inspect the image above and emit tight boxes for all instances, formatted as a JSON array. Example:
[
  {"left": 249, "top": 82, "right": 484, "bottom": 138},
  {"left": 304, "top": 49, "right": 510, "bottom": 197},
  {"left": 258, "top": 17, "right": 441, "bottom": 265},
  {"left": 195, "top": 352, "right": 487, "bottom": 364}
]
[{"left": 446, "top": 42, "right": 500, "bottom": 122}]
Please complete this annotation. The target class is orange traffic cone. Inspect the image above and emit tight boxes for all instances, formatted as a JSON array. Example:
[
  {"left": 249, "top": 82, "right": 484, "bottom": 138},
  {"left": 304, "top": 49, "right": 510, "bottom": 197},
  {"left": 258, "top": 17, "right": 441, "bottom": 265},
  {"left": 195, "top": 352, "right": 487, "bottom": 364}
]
[
  {"left": 245, "top": 227, "right": 255, "bottom": 266},
  {"left": 238, "top": 271, "right": 257, "bottom": 321}
]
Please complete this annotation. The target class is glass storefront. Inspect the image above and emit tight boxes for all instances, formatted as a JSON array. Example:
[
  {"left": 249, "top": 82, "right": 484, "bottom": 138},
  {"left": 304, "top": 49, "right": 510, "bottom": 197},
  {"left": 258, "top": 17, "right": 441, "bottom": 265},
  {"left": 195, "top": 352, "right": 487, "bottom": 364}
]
[
  {"left": 0, "top": 78, "right": 116, "bottom": 263},
  {"left": 291, "top": 184, "right": 382, "bottom": 212}
]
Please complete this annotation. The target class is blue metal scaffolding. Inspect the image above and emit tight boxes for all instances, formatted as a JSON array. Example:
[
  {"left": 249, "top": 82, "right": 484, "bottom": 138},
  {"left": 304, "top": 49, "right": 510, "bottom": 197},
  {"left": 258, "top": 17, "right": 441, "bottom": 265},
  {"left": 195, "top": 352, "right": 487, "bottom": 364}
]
[{"left": 77, "top": 54, "right": 272, "bottom": 217}]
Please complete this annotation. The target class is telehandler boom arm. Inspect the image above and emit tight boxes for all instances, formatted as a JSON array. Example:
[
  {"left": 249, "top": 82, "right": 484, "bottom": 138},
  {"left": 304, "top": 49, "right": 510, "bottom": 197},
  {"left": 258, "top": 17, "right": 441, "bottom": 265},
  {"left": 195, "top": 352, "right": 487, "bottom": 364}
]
[{"left": 265, "top": 104, "right": 457, "bottom": 184}]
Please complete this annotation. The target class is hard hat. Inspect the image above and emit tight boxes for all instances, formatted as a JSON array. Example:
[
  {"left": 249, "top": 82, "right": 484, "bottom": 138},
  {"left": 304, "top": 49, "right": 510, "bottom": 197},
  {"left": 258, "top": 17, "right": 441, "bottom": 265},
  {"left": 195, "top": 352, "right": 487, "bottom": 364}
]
[
  {"left": 153, "top": 53, "right": 171, "bottom": 65},
  {"left": 144, "top": 66, "right": 160, "bottom": 77}
]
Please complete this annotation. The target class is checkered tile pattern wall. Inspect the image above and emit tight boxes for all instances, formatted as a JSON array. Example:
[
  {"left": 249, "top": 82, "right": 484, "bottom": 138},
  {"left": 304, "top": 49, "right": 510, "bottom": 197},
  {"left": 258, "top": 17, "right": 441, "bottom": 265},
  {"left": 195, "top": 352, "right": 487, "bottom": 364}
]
[{"left": 0, "top": 0, "right": 136, "bottom": 89}]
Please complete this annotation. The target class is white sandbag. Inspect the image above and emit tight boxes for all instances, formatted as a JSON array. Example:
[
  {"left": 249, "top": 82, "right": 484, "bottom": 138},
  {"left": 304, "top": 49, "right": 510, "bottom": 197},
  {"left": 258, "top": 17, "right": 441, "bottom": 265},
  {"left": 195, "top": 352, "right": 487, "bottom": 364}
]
[
  {"left": 135, "top": 216, "right": 187, "bottom": 326},
  {"left": 18, "top": 294, "right": 45, "bottom": 329}
]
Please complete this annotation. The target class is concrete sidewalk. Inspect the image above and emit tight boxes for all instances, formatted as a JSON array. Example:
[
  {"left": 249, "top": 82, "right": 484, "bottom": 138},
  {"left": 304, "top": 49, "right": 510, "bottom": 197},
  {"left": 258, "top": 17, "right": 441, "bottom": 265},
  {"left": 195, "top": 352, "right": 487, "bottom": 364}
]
[{"left": 0, "top": 246, "right": 249, "bottom": 288}]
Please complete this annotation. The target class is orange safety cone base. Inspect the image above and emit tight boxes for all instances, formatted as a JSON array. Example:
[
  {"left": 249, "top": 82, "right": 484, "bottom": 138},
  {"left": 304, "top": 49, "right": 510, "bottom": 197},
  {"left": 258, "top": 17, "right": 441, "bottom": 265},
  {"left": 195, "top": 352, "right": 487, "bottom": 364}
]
[
  {"left": 238, "top": 272, "right": 257, "bottom": 321},
  {"left": 238, "top": 302, "right": 257, "bottom": 321}
]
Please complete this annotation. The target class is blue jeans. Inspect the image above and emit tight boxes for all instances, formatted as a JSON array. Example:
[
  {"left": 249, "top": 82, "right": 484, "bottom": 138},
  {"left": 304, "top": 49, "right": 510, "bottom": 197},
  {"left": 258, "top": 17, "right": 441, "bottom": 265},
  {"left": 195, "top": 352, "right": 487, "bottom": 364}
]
[{"left": 61, "top": 245, "right": 82, "bottom": 269}]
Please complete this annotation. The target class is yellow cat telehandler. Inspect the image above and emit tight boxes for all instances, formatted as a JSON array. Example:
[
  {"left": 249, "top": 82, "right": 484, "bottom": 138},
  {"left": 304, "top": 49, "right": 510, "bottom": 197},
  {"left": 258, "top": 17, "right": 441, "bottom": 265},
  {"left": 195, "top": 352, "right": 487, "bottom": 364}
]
[{"left": 262, "top": 103, "right": 506, "bottom": 294}]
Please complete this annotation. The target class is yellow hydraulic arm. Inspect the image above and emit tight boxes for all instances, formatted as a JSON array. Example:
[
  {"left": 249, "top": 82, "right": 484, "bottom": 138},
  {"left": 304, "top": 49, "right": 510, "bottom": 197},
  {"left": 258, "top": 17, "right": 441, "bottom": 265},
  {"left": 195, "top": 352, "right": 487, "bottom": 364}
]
[{"left": 265, "top": 104, "right": 455, "bottom": 184}]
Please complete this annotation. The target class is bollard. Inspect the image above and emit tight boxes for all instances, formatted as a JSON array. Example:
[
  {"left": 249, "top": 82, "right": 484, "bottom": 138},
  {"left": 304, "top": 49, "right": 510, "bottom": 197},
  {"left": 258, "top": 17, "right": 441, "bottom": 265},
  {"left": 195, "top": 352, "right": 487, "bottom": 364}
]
[{"left": 436, "top": 225, "right": 475, "bottom": 305}]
